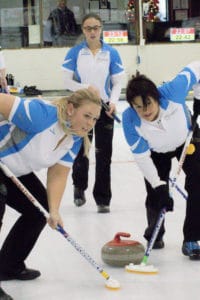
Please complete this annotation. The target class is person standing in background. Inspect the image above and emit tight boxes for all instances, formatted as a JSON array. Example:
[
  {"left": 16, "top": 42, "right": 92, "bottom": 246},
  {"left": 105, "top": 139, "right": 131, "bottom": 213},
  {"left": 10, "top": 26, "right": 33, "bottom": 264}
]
[
  {"left": 47, "top": 0, "right": 77, "bottom": 46},
  {"left": 62, "top": 13, "right": 124, "bottom": 213}
]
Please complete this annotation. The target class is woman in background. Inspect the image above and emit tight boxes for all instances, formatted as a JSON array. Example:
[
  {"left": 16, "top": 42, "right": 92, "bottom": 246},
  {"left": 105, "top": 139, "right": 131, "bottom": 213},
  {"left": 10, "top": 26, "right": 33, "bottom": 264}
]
[{"left": 62, "top": 13, "right": 124, "bottom": 213}]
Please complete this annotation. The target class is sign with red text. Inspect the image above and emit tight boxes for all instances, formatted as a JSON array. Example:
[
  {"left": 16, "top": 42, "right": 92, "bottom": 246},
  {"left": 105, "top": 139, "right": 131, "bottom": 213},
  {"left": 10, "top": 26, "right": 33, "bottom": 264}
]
[
  {"left": 170, "top": 27, "right": 195, "bottom": 41},
  {"left": 103, "top": 30, "right": 128, "bottom": 44}
]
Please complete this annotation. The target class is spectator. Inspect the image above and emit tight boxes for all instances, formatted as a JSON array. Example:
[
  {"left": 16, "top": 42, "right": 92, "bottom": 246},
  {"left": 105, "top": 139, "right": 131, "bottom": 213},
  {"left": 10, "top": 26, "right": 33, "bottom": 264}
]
[{"left": 47, "top": 0, "right": 77, "bottom": 46}]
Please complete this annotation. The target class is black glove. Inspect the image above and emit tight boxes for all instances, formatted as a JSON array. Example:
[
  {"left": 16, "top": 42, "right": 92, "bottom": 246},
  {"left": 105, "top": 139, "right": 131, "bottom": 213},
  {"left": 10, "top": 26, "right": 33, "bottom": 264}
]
[{"left": 154, "top": 184, "right": 173, "bottom": 212}]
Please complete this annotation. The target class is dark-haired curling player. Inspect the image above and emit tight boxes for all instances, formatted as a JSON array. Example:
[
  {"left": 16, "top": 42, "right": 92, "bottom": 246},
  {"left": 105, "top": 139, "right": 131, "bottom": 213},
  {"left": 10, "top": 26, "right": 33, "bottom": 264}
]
[{"left": 122, "top": 61, "right": 200, "bottom": 260}]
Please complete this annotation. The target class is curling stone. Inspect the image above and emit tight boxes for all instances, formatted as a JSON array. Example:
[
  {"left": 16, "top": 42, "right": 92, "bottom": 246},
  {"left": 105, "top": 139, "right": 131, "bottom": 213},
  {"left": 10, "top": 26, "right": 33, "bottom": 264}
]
[{"left": 101, "top": 232, "right": 145, "bottom": 267}]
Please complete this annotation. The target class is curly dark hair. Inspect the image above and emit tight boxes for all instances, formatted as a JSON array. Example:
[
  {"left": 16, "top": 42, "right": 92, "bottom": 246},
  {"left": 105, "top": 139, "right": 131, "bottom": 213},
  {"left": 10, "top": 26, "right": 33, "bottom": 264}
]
[{"left": 126, "top": 74, "right": 160, "bottom": 107}]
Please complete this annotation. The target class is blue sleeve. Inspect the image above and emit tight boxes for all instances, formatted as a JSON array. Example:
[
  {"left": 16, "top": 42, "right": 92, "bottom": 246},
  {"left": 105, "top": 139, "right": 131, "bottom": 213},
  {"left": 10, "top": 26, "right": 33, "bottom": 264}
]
[
  {"left": 61, "top": 137, "right": 83, "bottom": 164},
  {"left": 109, "top": 47, "right": 124, "bottom": 76},
  {"left": 62, "top": 46, "right": 80, "bottom": 72},
  {"left": 159, "top": 66, "right": 197, "bottom": 104},
  {"left": 122, "top": 108, "right": 149, "bottom": 155},
  {"left": 11, "top": 98, "right": 57, "bottom": 133}
]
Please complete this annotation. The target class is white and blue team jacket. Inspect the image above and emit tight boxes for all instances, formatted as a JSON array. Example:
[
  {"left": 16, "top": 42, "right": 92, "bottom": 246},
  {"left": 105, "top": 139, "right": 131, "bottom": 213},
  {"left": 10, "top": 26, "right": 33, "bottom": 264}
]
[
  {"left": 122, "top": 61, "right": 200, "bottom": 188},
  {"left": 62, "top": 40, "right": 124, "bottom": 104},
  {"left": 0, "top": 97, "right": 82, "bottom": 177}
]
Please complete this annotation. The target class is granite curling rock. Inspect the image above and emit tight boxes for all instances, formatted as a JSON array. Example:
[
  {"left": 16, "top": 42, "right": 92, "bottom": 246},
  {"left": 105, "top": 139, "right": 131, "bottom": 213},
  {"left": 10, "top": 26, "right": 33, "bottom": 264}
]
[{"left": 101, "top": 232, "right": 145, "bottom": 267}]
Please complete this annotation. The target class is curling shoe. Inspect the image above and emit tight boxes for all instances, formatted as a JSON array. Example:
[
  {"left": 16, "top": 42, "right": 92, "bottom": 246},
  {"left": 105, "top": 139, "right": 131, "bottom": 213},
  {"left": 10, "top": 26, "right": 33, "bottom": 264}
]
[
  {"left": 182, "top": 241, "right": 200, "bottom": 260},
  {"left": 97, "top": 205, "right": 110, "bottom": 213},
  {"left": 152, "top": 240, "right": 164, "bottom": 249},
  {"left": 74, "top": 187, "right": 86, "bottom": 207},
  {"left": 0, "top": 268, "right": 41, "bottom": 281},
  {"left": 147, "top": 239, "right": 164, "bottom": 249},
  {"left": 0, "top": 287, "right": 13, "bottom": 300}
]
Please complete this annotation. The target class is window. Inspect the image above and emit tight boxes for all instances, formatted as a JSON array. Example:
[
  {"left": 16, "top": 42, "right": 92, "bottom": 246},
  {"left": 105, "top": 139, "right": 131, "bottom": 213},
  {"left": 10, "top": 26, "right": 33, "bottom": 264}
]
[{"left": 0, "top": 0, "right": 200, "bottom": 49}]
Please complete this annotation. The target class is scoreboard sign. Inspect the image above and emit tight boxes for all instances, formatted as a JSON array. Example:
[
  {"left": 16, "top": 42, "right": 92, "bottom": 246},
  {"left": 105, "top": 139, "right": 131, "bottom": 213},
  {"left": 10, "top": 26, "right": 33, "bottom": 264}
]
[
  {"left": 103, "top": 30, "right": 128, "bottom": 44},
  {"left": 170, "top": 28, "right": 195, "bottom": 42}
]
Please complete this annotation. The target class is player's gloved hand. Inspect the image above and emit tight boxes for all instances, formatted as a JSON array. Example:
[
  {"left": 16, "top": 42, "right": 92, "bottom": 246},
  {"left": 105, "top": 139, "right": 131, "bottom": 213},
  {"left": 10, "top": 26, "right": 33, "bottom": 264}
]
[
  {"left": 154, "top": 183, "right": 174, "bottom": 212},
  {"left": 193, "top": 83, "right": 200, "bottom": 117}
]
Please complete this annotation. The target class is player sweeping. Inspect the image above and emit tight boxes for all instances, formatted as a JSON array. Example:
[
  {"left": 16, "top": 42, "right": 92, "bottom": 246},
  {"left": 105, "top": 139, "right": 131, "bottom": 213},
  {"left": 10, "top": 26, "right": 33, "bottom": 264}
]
[
  {"left": 0, "top": 89, "right": 101, "bottom": 299},
  {"left": 122, "top": 61, "right": 200, "bottom": 260}
]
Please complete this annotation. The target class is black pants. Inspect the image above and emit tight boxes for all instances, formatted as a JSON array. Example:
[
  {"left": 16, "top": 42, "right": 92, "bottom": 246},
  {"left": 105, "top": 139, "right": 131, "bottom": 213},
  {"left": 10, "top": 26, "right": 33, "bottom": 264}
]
[
  {"left": 72, "top": 107, "right": 114, "bottom": 206},
  {"left": 0, "top": 171, "right": 48, "bottom": 274},
  {"left": 144, "top": 142, "right": 200, "bottom": 243}
]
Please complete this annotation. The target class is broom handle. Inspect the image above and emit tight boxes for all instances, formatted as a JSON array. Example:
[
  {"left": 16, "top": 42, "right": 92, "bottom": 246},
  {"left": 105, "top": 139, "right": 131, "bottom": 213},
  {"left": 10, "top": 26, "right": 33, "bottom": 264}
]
[
  {"left": 0, "top": 161, "right": 112, "bottom": 281},
  {"left": 101, "top": 101, "right": 121, "bottom": 123},
  {"left": 143, "top": 113, "right": 198, "bottom": 265}
]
